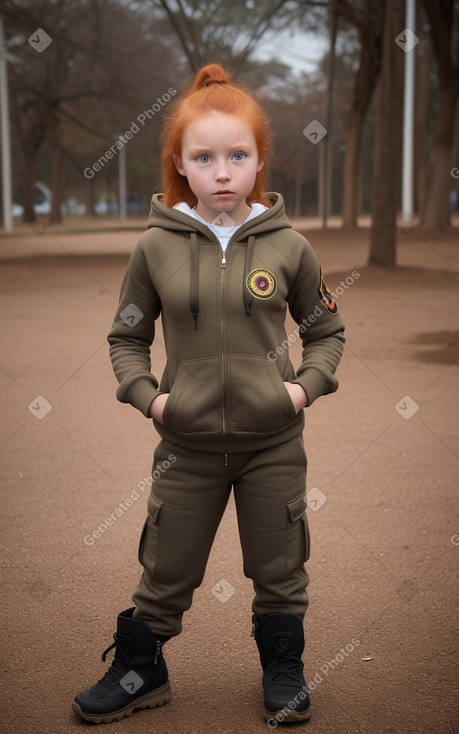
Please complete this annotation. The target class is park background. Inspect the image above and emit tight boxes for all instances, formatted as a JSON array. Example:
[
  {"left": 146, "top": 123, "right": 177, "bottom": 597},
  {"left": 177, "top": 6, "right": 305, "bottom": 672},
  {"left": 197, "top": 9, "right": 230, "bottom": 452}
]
[{"left": 0, "top": 2, "right": 458, "bottom": 733}]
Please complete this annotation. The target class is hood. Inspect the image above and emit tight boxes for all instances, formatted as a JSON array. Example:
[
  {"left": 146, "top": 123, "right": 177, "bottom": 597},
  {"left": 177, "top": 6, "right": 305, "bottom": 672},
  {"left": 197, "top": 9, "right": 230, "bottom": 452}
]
[
  {"left": 146, "top": 192, "right": 292, "bottom": 238},
  {"left": 145, "top": 192, "right": 292, "bottom": 329}
]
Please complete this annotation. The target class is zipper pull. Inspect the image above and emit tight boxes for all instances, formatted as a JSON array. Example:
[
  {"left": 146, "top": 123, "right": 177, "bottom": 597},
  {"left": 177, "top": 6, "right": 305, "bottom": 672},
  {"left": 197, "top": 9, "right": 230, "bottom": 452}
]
[
  {"left": 221, "top": 250, "right": 226, "bottom": 268},
  {"left": 154, "top": 639, "right": 161, "bottom": 664}
]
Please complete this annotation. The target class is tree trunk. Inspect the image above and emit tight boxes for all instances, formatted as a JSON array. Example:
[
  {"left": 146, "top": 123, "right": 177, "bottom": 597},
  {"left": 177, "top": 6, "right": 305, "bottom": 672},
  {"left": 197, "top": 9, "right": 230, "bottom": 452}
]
[
  {"left": 294, "top": 161, "right": 302, "bottom": 217},
  {"left": 85, "top": 178, "right": 96, "bottom": 216},
  {"left": 342, "top": 43, "right": 380, "bottom": 227},
  {"left": 23, "top": 150, "right": 37, "bottom": 223},
  {"left": 368, "top": 0, "right": 404, "bottom": 266},
  {"left": 422, "top": 83, "right": 458, "bottom": 228},
  {"left": 49, "top": 141, "right": 64, "bottom": 223},
  {"left": 421, "top": 0, "right": 459, "bottom": 229},
  {"left": 414, "top": 34, "right": 432, "bottom": 214}
]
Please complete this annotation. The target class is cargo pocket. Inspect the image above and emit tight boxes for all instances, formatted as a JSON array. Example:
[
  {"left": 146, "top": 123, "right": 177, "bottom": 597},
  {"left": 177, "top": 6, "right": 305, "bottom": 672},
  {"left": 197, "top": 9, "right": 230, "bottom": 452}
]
[
  {"left": 137, "top": 494, "right": 163, "bottom": 576},
  {"left": 286, "top": 492, "right": 310, "bottom": 574}
]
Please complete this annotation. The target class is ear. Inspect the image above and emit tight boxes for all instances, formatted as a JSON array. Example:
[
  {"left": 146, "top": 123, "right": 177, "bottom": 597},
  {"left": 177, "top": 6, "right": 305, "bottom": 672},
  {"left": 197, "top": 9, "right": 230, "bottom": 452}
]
[
  {"left": 257, "top": 159, "right": 264, "bottom": 173},
  {"left": 173, "top": 154, "right": 186, "bottom": 176}
]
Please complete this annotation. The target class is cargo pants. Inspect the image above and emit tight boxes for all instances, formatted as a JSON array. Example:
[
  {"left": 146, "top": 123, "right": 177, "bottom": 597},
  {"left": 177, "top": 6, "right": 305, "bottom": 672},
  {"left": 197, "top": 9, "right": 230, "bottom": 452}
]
[{"left": 132, "top": 435, "right": 310, "bottom": 637}]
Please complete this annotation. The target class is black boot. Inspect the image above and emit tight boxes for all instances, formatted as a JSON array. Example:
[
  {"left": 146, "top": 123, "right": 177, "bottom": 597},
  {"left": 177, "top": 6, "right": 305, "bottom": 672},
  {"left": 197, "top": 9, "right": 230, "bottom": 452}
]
[
  {"left": 254, "top": 613, "right": 311, "bottom": 724},
  {"left": 72, "top": 608, "right": 171, "bottom": 724}
]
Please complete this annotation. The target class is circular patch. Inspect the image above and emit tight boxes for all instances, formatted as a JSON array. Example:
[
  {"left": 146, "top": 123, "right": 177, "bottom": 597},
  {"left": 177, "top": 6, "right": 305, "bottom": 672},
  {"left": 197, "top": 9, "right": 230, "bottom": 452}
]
[{"left": 246, "top": 269, "right": 277, "bottom": 300}]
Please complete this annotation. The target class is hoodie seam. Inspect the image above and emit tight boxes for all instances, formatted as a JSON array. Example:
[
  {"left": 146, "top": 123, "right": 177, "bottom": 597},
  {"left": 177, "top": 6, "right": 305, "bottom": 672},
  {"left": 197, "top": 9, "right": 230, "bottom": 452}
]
[
  {"left": 255, "top": 232, "right": 310, "bottom": 279},
  {"left": 139, "top": 234, "right": 187, "bottom": 284}
]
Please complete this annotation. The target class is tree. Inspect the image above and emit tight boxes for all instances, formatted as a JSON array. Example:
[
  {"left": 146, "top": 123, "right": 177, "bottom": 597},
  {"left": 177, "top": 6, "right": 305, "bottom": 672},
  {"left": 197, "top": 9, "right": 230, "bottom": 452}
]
[
  {"left": 2, "top": 0, "right": 182, "bottom": 222},
  {"left": 2, "top": 0, "right": 99, "bottom": 220},
  {"left": 368, "top": 0, "right": 404, "bottom": 266},
  {"left": 421, "top": 0, "right": 459, "bottom": 229},
  {"left": 150, "top": 0, "right": 309, "bottom": 73},
  {"left": 337, "top": 0, "right": 385, "bottom": 227},
  {"left": 413, "top": 4, "right": 433, "bottom": 216}
]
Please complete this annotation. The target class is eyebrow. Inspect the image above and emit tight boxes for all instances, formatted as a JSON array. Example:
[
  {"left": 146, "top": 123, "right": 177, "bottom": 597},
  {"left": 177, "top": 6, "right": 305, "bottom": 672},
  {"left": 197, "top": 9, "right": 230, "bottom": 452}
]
[{"left": 188, "top": 143, "right": 251, "bottom": 153}]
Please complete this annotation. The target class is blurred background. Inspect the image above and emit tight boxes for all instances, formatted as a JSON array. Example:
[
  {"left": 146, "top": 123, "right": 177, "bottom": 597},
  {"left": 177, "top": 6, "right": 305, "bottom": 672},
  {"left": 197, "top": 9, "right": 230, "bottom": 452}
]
[
  {"left": 0, "top": 0, "right": 458, "bottom": 265},
  {"left": 1, "top": 6, "right": 458, "bottom": 732}
]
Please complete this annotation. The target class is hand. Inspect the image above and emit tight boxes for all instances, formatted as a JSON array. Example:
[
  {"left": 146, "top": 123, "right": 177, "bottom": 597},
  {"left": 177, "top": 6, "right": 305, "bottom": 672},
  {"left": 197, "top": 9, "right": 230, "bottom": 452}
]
[
  {"left": 283, "top": 382, "right": 308, "bottom": 413},
  {"left": 148, "top": 393, "right": 169, "bottom": 424}
]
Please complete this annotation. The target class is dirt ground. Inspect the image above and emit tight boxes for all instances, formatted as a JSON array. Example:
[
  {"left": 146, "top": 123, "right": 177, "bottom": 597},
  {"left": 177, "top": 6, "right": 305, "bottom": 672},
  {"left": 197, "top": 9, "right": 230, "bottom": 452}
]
[{"left": 1, "top": 218, "right": 458, "bottom": 734}]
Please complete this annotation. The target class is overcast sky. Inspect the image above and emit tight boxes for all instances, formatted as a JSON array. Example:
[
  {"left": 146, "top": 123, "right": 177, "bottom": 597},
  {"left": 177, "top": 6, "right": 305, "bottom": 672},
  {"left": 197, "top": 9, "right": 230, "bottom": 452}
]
[{"left": 255, "top": 28, "right": 327, "bottom": 75}]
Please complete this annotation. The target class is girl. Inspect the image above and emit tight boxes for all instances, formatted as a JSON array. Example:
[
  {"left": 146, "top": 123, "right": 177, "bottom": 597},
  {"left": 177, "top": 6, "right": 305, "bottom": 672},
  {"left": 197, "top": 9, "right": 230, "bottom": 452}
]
[{"left": 73, "top": 63, "right": 345, "bottom": 726}]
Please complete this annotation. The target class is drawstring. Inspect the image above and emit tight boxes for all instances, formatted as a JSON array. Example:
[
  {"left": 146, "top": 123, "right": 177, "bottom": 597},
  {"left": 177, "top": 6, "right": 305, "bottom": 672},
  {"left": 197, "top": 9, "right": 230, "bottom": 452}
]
[
  {"left": 243, "top": 235, "right": 255, "bottom": 316},
  {"left": 190, "top": 232, "right": 199, "bottom": 329}
]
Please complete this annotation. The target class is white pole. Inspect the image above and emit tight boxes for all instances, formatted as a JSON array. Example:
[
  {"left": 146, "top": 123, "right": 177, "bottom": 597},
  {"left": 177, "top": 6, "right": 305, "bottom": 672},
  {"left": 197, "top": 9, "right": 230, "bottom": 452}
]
[
  {"left": 402, "top": 0, "right": 416, "bottom": 223},
  {"left": 0, "top": 18, "right": 13, "bottom": 232}
]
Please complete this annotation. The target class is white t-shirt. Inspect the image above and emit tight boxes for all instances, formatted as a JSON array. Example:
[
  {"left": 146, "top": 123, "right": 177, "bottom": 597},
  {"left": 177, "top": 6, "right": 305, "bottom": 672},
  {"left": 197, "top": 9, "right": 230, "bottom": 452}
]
[{"left": 174, "top": 202, "right": 268, "bottom": 252}]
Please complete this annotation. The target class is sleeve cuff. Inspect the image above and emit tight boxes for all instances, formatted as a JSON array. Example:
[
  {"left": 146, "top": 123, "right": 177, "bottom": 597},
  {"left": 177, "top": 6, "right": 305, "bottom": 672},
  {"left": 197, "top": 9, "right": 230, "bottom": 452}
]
[
  {"left": 293, "top": 369, "right": 336, "bottom": 407},
  {"left": 119, "top": 379, "right": 162, "bottom": 418}
]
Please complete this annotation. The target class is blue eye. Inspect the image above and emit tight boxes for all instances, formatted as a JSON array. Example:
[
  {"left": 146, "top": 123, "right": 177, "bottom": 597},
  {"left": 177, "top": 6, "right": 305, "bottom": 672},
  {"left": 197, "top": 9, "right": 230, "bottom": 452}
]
[
  {"left": 233, "top": 152, "right": 246, "bottom": 161},
  {"left": 198, "top": 154, "right": 210, "bottom": 163}
]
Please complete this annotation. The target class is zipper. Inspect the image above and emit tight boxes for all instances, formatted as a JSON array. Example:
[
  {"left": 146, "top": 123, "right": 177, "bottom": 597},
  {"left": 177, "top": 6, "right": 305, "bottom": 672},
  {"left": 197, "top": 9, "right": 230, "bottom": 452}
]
[
  {"left": 220, "top": 260, "right": 227, "bottom": 437},
  {"left": 218, "top": 238, "right": 232, "bottom": 454}
]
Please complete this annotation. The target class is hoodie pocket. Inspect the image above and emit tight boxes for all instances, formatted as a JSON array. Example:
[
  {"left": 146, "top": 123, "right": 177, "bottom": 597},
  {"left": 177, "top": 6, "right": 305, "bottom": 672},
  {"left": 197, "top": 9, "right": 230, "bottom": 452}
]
[
  {"left": 162, "top": 356, "right": 220, "bottom": 433},
  {"left": 227, "top": 355, "right": 296, "bottom": 434}
]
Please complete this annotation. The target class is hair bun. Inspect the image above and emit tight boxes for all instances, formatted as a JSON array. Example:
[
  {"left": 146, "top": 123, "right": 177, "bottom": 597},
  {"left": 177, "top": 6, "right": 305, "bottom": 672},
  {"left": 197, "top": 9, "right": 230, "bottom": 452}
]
[{"left": 190, "top": 64, "right": 231, "bottom": 92}]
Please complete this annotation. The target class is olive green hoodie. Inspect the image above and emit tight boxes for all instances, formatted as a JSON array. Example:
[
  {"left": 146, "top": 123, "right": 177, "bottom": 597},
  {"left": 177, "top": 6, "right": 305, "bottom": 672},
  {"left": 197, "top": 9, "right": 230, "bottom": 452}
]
[{"left": 108, "top": 192, "right": 345, "bottom": 453}]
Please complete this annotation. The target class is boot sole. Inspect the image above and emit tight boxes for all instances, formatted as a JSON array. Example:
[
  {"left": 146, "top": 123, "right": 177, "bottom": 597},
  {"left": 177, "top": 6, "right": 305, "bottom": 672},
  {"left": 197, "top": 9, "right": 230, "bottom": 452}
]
[
  {"left": 72, "top": 681, "right": 171, "bottom": 724},
  {"left": 264, "top": 705, "right": 311, "bottom": 724}
]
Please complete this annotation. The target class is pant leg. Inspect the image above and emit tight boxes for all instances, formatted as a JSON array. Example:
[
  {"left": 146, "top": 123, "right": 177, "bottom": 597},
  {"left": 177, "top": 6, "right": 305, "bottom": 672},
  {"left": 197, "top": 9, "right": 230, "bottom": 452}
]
[
  {"left": 132, "top": 440, "right": 231, "bottom": 637},
  {"left": 232, "top": 435, "right": 310, "bottom": 625}
]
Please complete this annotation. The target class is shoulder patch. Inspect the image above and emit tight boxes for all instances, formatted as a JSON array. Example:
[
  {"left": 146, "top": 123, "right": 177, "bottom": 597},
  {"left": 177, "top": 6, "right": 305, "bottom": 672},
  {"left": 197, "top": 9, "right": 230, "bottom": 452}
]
[{"left": 318, "top": 267, "right": 338, "bottom": 314}]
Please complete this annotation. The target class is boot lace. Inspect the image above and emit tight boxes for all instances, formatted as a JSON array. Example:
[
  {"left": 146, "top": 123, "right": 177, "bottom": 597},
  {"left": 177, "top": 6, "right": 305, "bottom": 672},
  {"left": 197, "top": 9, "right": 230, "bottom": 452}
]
[
  {"left": 96, "top": 632, "right": 135, "bottom": 690},
  {"left": 266, "top": 641, "right": 303, "bottom": 684}
]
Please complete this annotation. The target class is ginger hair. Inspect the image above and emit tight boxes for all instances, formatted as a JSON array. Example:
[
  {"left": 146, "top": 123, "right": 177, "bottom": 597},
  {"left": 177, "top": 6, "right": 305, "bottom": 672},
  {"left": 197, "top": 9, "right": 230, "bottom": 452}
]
[{"left": 160, "top": 64, "right": 272, "bottom": 208}]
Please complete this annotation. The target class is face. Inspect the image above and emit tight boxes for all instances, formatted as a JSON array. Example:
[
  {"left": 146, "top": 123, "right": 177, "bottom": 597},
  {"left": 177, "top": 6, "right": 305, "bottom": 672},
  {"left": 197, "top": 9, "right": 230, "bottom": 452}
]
[{"left": 173, "top": 111, "right": 264, "bottom": 225}]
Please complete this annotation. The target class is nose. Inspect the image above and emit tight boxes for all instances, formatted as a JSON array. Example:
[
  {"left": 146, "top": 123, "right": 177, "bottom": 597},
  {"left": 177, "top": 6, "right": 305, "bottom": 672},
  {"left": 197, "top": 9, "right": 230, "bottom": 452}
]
[{"left": 215, "top": 159, "right": 231, "bottom": 182}]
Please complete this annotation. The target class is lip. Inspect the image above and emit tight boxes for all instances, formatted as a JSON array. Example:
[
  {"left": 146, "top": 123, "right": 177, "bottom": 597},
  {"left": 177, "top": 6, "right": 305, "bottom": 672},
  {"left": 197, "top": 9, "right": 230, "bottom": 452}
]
[{"left": 214, "top": 190, "right": 234, "bottom": 195}]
